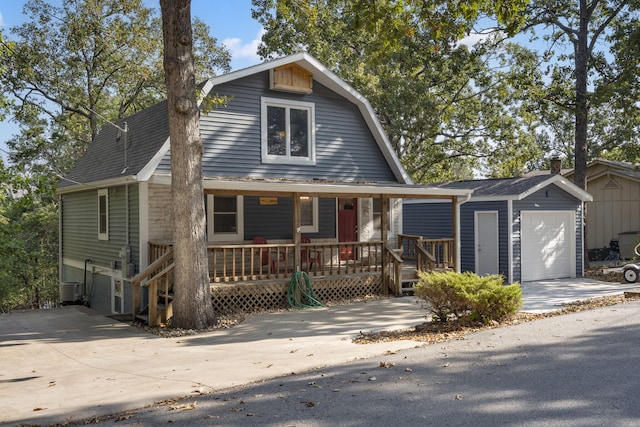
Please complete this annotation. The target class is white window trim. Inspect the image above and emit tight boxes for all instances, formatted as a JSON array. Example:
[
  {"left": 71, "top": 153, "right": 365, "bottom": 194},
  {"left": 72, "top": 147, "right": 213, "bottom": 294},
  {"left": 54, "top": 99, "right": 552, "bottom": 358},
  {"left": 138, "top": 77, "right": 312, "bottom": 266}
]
[
  {"left": 261, "top": 97, "right": 316, "bottom": 165},
  {"left": 98, "top": 188, "right": 109, "bottom": 241},
  {"left": 207, "top": 195, "right": 244, "bottom": 242},
  {"left": 300, "top": 197, "right": 319, "bottom": 233},
  {"left": 367, "top": 197, "right": 395, "bottom": 240}
]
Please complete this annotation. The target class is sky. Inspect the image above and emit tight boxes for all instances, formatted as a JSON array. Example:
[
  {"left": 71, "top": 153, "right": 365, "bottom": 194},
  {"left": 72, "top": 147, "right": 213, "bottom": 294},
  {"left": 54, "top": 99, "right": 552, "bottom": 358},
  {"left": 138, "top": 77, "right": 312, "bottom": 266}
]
[{"left": 0, "top": 0, "right": 265, "bottom": 161}]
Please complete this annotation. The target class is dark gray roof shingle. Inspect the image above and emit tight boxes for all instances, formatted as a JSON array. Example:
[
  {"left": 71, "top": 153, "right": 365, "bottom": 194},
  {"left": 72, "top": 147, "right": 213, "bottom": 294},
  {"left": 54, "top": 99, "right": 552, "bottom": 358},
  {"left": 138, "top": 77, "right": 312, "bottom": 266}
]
[
  {"left": 435, "top": 174, "right": 556, "bottom": 197},
  {"left": 58, "top": 100, "right": 169, "bottom": 188}
]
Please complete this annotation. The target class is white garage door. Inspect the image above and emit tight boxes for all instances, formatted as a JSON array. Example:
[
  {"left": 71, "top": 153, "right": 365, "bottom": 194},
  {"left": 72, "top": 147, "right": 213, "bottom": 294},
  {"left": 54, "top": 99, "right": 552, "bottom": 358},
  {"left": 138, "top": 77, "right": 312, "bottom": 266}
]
[{"left": 521, "top": 211, "right": 575, "bottom": 282}]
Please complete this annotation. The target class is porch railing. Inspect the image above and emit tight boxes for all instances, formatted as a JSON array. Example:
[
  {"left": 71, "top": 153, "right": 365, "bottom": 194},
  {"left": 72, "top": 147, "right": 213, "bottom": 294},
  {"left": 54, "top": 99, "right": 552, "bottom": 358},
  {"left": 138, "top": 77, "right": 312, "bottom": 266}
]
[
  {"left": 149, "top": 240, "right": 385, "bottom": 284},
  {"left": 132, "top": 247, "right": 174, "bottom": 326},
  {"left": 397, "top": 234, "right": 454, "bottom": 270}
]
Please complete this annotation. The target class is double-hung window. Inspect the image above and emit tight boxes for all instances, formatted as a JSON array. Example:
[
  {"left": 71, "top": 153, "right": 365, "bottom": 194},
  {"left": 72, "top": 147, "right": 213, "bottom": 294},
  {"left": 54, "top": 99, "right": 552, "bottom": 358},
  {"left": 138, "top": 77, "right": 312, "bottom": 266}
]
[
  {"left": 98, "top": 189, "right": 109, "bottom": 240},
  {"left": 261, "top": 97, "right": 315, "bottom": 165},
  {"left": 207, "top": 195, "right": 244, "bottom": 242}
]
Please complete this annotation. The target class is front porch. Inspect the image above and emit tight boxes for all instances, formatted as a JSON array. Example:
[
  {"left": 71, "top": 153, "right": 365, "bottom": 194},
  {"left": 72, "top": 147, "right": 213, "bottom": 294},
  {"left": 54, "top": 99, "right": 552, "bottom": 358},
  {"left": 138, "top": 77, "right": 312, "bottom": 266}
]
[
  {"left": 133, "top": 235, "right": 454, "bottom": 325},
  {"left": 133, "top": 179, "right": 469, "bottom": 325}
]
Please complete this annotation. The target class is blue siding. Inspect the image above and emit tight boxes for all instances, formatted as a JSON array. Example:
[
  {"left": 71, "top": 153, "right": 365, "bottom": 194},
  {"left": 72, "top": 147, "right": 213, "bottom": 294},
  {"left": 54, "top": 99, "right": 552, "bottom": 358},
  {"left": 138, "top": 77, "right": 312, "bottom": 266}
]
[
  {"left": 157, "top": 71, "right": 398, "bottom": 182},
  {"left": 403, "top": 202, "right": 453, "bottom": 238},
  {"left": 513, "top": 184, "right": 584, "bottom": 281},
  {"left": 403, "top": 200, "right": 509, "bottom": 280},
  {"left": 243, "top": 196, "right": 336, "bottom": 240},
  {"left": 61, "top": 184, "right": 140, "bottom": 315},
  {"left": 460, "top": 201, "right": 510, "bottom": 277},
  {"left": 61, "top": 185, "right": 139, "bottom": 272}
]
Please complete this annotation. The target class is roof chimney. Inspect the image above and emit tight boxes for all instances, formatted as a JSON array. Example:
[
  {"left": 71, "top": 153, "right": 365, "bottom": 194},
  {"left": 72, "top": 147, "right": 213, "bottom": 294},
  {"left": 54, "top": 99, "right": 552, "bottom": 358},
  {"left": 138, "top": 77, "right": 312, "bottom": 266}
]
[{"left": 550, "top": 157, "right": 562, "bottom": 175}]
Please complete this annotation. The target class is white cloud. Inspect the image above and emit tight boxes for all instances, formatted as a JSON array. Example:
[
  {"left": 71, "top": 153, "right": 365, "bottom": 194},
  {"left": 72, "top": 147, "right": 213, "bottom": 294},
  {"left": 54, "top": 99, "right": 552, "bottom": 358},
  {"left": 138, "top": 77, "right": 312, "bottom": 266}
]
[
  {"left": 223, "top": 28, "right": 266, "bottom": 69},
  {"left": 458, "top": 30, "right": 506, "bottom": 48},
  {"left": 0, "top": 12, "right": 5, "bottom": 28}
]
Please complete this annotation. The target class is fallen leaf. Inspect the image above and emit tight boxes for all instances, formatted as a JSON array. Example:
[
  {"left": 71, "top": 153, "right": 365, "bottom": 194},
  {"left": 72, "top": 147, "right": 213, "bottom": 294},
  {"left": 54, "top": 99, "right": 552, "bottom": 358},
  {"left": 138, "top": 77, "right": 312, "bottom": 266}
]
[{"left": 168, "top": 402, "right": 197, "bottom": 411}]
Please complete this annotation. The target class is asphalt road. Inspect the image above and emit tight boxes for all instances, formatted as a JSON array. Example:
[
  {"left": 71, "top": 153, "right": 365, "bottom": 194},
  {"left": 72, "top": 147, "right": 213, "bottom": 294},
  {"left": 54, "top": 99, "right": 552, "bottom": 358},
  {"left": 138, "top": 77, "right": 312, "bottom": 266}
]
[{"left": 67, "top": 299, "right": 640, "bottom": 427}]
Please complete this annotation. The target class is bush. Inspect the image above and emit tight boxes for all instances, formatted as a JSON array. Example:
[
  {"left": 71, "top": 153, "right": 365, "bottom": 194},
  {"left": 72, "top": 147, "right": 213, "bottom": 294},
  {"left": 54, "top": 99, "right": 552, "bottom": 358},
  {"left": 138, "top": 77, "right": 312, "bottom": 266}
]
[{"left": 414, "top": 271, "right": 522, "bottom": 323}]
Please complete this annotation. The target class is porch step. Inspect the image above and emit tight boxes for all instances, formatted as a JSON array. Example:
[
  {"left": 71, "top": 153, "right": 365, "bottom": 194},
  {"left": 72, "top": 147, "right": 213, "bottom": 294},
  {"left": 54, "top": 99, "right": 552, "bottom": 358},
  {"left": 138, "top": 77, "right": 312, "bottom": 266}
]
[
  {"left": 401, "top": 278, "right": 419, "bottom": 295},
  {"left": 135, "top": 301, "right": 173, "bottom": 326}
]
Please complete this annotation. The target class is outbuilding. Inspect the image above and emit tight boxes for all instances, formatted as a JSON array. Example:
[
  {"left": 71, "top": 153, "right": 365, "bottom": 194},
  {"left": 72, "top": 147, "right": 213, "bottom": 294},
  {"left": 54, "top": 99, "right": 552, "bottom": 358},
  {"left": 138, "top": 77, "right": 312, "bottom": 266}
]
[{"left": 403, "top": 174, "right": 593, "bottom": 283}]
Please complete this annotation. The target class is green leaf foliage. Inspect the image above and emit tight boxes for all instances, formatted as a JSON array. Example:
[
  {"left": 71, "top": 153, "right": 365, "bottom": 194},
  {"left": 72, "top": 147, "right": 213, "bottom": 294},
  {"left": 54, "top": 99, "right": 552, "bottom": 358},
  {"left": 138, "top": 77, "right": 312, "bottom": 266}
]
[
  {"left": 0, "top": 0, "right": 231, "bottom": 312},
  {"left": 414, "top": 271, "right": 522, "bottom": 323},
  {"left": 253, "top": 0, "right": 542, "bottom": 181}
]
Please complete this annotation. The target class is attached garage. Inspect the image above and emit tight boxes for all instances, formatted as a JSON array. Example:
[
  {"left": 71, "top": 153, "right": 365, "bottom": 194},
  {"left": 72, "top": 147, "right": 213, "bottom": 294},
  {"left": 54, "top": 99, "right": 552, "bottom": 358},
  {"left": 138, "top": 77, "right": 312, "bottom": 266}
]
[
  {"left": 404, "top": 174, "right": 592, "bottom": 284},
  {"left": 521, "top": 211, "right": 575, "bottom": 281}
]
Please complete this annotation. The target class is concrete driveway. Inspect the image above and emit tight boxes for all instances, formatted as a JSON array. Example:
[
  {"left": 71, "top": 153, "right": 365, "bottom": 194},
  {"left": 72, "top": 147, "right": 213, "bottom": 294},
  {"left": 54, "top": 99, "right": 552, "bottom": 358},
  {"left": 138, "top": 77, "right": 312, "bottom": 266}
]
[
  {"left": 520, "top": 278, "right": 640, "bottom": 313},
  {"left": 1, "top": 278, "right": 638, "bottom": 426}
]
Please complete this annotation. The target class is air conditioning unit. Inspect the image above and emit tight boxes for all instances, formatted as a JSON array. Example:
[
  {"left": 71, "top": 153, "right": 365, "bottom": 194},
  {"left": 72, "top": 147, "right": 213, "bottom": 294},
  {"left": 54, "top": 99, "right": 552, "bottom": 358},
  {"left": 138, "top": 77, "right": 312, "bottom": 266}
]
[{"left": 60, "top": 281, "right": 83, "bottom": 305}]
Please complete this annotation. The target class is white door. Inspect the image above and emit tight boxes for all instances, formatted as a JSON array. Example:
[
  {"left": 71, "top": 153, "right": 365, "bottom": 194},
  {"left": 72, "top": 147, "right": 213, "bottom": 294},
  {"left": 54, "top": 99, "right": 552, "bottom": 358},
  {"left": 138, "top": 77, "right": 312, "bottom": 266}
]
[
  {"left": 475, "top": 211, "right": 499, "bottom": 276},
  {"left": 521, "top": 211, "right": 575, "bottom": 281}
]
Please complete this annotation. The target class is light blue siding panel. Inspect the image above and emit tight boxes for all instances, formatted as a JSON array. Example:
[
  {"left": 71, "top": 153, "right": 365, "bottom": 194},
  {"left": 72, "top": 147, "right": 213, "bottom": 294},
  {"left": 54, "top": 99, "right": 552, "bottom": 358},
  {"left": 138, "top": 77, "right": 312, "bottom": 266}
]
[
  {"left": 403, "top": 203, "right": 453, "bottom": 238},
  {"left": 403, "top": 200, "right": 509, "bottom": 277},
  {"left": 460, "top": 201, "right": 509, "bottom": 276},
  {"left": 157, "top": 72, "right": 397, "bottom": 182},
  {"left": 61, "top": 184, "right": 140, "bottom": 273},
  {"left": 243, "top": 196, "right": 336, "bottom": 240}
]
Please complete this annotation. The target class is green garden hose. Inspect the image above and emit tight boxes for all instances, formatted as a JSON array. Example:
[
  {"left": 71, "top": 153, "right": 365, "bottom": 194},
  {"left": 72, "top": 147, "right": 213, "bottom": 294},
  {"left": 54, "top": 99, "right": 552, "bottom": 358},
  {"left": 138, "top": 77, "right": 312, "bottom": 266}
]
[{"left": 287, "top": 271, "right": 323, "bottom": 309}]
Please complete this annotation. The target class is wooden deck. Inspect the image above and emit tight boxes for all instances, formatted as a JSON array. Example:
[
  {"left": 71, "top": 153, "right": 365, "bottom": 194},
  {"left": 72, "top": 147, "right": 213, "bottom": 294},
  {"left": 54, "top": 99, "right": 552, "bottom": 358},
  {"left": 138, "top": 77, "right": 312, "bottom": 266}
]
[{"left": 133, "top": 235, "right": 455, "bottom": 325}]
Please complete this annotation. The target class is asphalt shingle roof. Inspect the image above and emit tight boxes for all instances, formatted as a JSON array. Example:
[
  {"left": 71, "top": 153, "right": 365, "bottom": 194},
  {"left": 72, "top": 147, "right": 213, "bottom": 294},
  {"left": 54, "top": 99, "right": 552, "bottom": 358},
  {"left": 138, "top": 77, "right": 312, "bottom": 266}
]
[
  {"left": 58, "top": 100, "right": 169, "bottom": 189},
  {"left": 434, "top": 174, "right": 558, "bottom": 197}
]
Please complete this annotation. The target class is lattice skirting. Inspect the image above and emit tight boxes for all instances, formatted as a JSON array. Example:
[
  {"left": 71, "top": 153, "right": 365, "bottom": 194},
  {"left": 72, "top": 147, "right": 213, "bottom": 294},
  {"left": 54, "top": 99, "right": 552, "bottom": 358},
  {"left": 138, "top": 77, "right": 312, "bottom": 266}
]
[{"left": 211, "top": 274, "right": 384, "bottom": 314}]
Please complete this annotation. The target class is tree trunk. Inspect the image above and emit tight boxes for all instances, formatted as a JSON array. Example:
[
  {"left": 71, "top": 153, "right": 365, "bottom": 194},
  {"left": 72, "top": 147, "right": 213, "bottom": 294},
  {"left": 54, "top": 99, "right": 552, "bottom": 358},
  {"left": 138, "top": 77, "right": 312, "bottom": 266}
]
[
  {"left": 160, "top": 0, "right": 215, "bottom": 329},
  {"left": 574, "top": 0, "right": 591, "bottom": 268}
]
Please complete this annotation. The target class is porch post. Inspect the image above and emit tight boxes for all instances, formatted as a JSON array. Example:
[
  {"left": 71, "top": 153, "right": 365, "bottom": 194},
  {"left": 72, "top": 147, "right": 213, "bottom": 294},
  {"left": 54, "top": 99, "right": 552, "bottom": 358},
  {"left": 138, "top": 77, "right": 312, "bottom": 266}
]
[
  {"left": 381, "top": 195, "right": 389, "bottom": 295},
  {"left": 293, "top": 193, "right": 301, "bottom": 271},
  {"left": 452, "top": 195, "right": 460, "bottom": 272}
]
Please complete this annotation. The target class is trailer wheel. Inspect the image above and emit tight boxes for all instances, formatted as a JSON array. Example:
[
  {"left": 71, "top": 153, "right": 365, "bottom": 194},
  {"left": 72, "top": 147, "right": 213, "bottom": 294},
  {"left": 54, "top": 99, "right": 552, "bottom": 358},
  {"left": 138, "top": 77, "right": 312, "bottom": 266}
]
[{"left": 623, "top": 267, "right": 639, "bottom": 284}]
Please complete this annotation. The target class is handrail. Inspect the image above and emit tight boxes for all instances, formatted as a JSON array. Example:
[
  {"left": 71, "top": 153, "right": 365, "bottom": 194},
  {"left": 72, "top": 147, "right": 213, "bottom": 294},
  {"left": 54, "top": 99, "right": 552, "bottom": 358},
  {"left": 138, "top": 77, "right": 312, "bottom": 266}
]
[
  {"left": 397, "top": 234, "right": 454, "bottom": 268},
  {"left": 132, "top": 249, "right": 174, "bottom": 286},
  {"left": 415, "top": 243, "right": 436, "bottom": 272},
  {"left": 385, "top": 244, "right": 404, "bottom": 296},
  {"left": 132, "top": 248, "right": 174, "bottom": 325}
]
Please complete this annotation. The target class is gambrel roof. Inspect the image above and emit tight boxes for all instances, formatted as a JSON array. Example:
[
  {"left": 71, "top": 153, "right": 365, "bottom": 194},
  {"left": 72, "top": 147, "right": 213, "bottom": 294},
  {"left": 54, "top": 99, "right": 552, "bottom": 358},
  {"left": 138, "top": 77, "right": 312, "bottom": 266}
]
[{"left": 58, "top": 52, "right": 411, "bottom": 192}]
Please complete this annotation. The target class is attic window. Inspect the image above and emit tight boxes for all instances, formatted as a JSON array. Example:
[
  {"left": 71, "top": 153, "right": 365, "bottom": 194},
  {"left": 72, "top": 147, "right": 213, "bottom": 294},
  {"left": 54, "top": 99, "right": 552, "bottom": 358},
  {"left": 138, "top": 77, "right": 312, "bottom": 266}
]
[
  {"left": 270, "top": 64, "right": 313, "bottom": 94},
  {"left": 261, "top": 97, "right": 316, "bottom": 165},
  {"left": 603, "top": 177, "right": 622, "bottom": 190}
]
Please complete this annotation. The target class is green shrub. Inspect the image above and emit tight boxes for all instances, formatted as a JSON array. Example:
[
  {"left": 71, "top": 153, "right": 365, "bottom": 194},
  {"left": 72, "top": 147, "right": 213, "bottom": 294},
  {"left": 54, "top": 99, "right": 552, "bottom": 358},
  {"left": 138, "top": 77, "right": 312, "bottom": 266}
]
[{"left": 414, "top": 271, "right": 522, "bottom": 323}]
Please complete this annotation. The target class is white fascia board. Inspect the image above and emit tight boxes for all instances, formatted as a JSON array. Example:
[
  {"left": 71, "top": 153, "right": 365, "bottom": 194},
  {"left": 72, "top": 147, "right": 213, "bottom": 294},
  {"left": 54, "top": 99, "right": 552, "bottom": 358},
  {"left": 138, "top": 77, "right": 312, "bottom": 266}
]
[
  {"left": 56, "top": 175, "right": 138, "bottom": 194},
  {"left": 137, "top": 138, "right": 171, "bottom": 182},
  {"left": 518, "top": 175, "right": 593, "bottom": 202},
  {"left": 150, "top": 175, "right": 470, "bottom": 198}
]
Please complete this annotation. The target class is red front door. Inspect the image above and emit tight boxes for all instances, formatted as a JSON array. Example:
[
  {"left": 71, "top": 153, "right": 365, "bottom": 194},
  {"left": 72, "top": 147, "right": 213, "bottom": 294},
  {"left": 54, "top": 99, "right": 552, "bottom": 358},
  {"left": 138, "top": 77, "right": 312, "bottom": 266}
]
[{"left": 338, "top": 198, "right": 357, "bottom": 260}]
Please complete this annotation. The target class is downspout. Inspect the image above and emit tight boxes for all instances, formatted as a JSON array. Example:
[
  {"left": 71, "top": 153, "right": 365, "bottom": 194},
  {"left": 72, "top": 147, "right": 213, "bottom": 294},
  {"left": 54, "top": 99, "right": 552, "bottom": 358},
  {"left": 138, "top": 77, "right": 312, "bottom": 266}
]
[
  {"left": 455, "top": 192, "right": 472, "bottom": 273},
  {"left": 58, "top": 195, "right": 63, "bottom": 303}
]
